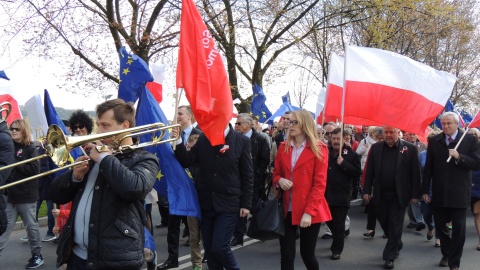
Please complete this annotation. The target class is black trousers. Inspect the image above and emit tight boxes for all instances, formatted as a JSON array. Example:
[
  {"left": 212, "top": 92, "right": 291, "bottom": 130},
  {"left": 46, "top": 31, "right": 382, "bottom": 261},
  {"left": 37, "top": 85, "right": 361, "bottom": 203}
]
[
  {"left": 166, "top": 214, "right": 183, "bottom": 261},
  {"left": 233, "top": 186, "right": 265, "bottom": 241},
  {"left": 434, "top": 207, "right": 467, "bottom": 268},
  {"left": 279, "top": 212, "right": 321, "bottom": 270},
  {"left": 376, "top": 194, "right": 405, "bottom": 261},
  {"left": 365, "top": 202, "right": 377, "bottom": 231},
  {"left": 325, "top": 205, "right": 349, "bottom": 254}
]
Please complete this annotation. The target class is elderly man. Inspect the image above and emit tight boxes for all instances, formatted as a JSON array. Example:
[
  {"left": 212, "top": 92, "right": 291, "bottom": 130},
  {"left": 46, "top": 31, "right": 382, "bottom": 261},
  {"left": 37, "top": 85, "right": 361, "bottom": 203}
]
[
  {"left": 325, "top": 128, "right": 361, "bottom": 260},
  {"left": 422, "top": 112, "right": 480, "bottom": 270},
  {"left": 363, "top": 126, "right": 421, "bottom": 269},
  {"left": 231, "top": 113, "right": 271, "bottom": 246}
]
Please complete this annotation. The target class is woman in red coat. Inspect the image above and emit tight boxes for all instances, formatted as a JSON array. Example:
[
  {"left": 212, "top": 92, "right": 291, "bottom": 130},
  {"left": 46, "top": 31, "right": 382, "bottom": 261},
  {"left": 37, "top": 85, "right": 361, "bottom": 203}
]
[{"left": 273, "top": 109, "right": 332, "bottom": 270}]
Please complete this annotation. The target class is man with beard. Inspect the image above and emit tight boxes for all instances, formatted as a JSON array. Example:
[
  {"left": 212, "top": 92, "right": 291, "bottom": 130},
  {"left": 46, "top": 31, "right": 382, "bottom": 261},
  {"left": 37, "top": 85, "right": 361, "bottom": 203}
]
[{"left": 325, "top": 128, "right": 361, "bottom": 260}]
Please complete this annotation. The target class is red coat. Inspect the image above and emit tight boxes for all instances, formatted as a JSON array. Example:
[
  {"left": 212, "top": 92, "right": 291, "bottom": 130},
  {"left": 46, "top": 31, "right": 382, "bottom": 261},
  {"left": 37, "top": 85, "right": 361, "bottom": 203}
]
[{"left": 273, "top": 141, "right": 332, "bottom": 225}]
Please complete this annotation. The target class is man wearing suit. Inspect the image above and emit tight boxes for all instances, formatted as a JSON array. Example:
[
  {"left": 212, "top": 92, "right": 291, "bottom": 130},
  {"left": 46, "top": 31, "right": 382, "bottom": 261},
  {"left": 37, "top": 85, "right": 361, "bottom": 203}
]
[
  {"left": 363, "top": 126, "right": 421, "bottom": 269},
  {"left": 231, "top": 113, "right": 271, "bottom": 246},
  {"left": 173, "top": 123, "right": 253, "bottom": 270},
  {"left": 422, "top": 112, "right": 480, "bottom": 270},
  {"left": 158, "top": 105, "right": 198, "bottom": 270}
]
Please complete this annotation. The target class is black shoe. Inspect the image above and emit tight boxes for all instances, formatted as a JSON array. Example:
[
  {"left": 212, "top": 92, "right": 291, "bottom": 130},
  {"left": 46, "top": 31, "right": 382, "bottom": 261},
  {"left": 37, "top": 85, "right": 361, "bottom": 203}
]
[
  {"left": 406, "top": 223, "right": 416, "bottom": 229},
  {"left": 155, "top": 223, "right": 167, "bottom": 228},
  {"left": 184, "top": 238, "right": 190, "bottom": 247},
  {"left": 415, "top": 222, "right": 426, "bottom": 231},
  {"left": 384, "top": 260, "right": 394, "bottom": 269},
  {"left": 321, "top": 234, "right": 333, "bottom": 239},
  {"left": 157, "top": 259, "right": 179, "bottom": 270},
  {"left": 182, "top": 229, "right": 189, "bottom": 238},
  {"left": 331, "top": 254, "right": 340, "bottom": 260},
  {"left": 363, "top": 230, "right": 375, "bottom": 237},
  {"left": 439, "top": 257, "right": 448, "bottom": 267},
  {"left": 344, "top": 229, "right": 350, "bottom": 237},
  {"left": 230, "top": 238, "right": 243, "bottom": 247}
]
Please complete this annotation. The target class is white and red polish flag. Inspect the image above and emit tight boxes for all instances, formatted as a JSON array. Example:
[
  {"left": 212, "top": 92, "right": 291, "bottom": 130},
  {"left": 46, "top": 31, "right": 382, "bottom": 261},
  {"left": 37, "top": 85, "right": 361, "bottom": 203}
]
[
  {"left": 343, "top": 46, "right": 457, "bottom": 135},
  {"left": 315, "top": 87, "right": 326, "bottom": 124},
  {"left": 322, "top": 53, "right": 344, "bottom": 123},
  {"left": 468, "top": 111, "right": 480, "bottom": 128}
]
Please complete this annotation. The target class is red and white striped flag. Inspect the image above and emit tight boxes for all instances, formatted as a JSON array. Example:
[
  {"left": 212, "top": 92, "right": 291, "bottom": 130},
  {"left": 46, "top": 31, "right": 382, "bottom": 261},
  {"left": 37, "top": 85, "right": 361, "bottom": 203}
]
[
  {"left": 323, "top": 53, "right": 344, "bottom": 123},
  {"left": 343, "top": 46, "right": 457, "bottom": 135}
]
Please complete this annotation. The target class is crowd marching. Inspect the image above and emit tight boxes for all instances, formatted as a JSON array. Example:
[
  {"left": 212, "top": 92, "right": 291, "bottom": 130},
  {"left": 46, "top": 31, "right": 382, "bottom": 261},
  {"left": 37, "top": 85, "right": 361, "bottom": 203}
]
[{"left": 1, "top": 100, "right": 480, "bottom": 270}]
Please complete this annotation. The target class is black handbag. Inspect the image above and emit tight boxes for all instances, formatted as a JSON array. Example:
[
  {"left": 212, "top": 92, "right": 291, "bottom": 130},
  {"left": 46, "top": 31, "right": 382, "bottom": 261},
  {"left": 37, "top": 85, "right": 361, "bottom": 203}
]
[{"left": 246, "top": 184, "right": 285, "bottom": 241}]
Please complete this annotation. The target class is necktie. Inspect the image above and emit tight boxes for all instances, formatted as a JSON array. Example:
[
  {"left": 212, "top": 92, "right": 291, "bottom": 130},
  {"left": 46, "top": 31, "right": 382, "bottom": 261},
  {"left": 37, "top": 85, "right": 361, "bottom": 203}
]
[
  {"left": 182, "top": 131, "right": 186, "bottom": 144},
  {"left": 448, "top": 136, "right": 453, "bottom": 144}
]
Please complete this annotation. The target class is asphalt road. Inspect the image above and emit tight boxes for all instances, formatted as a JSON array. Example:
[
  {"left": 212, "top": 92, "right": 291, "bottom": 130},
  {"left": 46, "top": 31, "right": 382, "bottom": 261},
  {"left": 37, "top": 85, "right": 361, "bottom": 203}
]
[{"left": 1, "top": 201, "right": 479, "bottom": 270}]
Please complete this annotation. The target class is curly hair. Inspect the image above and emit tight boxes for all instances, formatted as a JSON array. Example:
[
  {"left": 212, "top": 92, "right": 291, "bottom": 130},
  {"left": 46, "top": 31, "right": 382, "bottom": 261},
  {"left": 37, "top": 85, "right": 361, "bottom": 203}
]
[{"left": 68, "top": 110, "right": 94, "bottom": 135}]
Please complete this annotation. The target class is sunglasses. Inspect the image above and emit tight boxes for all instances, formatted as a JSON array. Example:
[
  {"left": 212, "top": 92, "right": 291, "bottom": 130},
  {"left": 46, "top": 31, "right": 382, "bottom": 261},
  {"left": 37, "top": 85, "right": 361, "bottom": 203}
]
[
  {"left": 235, "top": 122, "right": 245, "bottom": 126},
  {"left": 325, "top": 132, "right": 332, "bottom": 136},
  {"left": 73, "top": 124, "right": 86, "bottom": 130},
  {"left": 9, "top": 127, "right": 20, "bottom": 132},
  {"left": 289, "top": 120, "right": 299, "bottom": 126},
  {"left": 272, "top": 126, "right": 278, "bottom": 129}
]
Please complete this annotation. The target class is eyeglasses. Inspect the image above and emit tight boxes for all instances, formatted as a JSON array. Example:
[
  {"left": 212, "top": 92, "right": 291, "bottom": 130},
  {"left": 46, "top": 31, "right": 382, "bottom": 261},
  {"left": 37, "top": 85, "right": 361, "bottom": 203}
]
[
  {"left": 289, "top": 120, "right": 299, "bottom": 126},
  {"left": 272, "top": 126, "right": 278, "bottom": 129},
  {"left": 9, "top": 127, "right": 20, "bottom": 132},
  {"left": 73, "top": 124, "right": 85, "bottom": 130},
  {"left": 325, "top": 132, "right": 332, "bottom": 136},
  {"left": 235, "top": 122, "right": 245, "bottom": 126}
]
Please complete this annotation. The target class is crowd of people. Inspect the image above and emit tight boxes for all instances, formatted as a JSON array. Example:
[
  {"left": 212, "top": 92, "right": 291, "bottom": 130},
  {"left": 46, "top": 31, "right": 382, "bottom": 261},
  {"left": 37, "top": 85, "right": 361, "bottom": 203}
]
[{"left": 1, "top": 99, "right": 480, "bottom": 270}]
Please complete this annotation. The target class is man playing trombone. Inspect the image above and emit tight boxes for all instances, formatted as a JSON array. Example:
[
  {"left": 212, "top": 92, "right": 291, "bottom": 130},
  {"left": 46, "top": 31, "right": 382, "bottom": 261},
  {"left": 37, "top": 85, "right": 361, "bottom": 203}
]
[{"left": 50, "top": 99, "right": 159, "bottom": 270}]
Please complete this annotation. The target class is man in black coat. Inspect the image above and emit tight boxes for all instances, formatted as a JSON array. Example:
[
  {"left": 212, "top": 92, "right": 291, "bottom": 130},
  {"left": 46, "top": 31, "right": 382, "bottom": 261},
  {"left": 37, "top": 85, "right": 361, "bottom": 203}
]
[
  {"left": 363, "top": 126, "right": 421, "bottom": 269},
  {"left": 422, "top": 112, "right": 480, "bottom": 270},
  {"left": 173, "top": 123, "right": 253, "bottom": 270},
  {"left": 0, "top": 119, "right": 14, "bottom": 236},
  {"left": 231, "top": 113, "right": 271, "bottom": 246},
  {"left": 325, "top": 128, "right": 361, "bottom": 260}
]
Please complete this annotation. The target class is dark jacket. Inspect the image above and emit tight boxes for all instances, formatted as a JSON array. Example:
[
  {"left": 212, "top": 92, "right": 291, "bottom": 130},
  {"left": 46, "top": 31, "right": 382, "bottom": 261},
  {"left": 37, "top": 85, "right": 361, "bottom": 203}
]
[
  {"left": 7, "top": 141, "right": 39, "bottom": 203},
  {"left": 363, "top": 140, "right": 421, "bottom": 208},
  {"left": 0, "top": 121, "right": 14, "bottom": 236},
  {"left": 422, "top": 130, "right": 480, "bottom": 208},
  {"left": 174, "top": 125, "right": 254, "bottom": 212},
  {"left": 326, "top": 145, "right": 361, "bottom": 206},
  {"left": 250, "top": 129, "right": 271, "bottom": 189},
  {"left": 35, "top": 141, "right": 53, "bottom": 200},
  {"left": 50, "top": 149, "right": 158, "bottom": 269}
]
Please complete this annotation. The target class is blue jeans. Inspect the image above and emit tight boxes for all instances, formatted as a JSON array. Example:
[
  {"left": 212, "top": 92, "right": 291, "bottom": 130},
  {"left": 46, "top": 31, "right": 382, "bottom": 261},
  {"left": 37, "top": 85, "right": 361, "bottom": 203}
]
[
  {"left": 408, "top": 201, "right": 424, "bottom": 224},
  {"left": 421, "top": 201, "right": 440, "bottom": 238},
  {"left": 36, "top": 200, "right": 54, "bottom": 234},
  {"left": 200, "top": 211, "right": 239, "bottom": 270}
]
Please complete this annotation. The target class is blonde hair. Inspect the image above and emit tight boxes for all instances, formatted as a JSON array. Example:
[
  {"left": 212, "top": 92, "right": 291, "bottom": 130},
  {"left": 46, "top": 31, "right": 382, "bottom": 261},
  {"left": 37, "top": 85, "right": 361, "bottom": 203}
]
[
  {"left": 284, "top": 109, "right": 325, "bottom": 161},
  {"left": 10, "top": 119, "right": 32, "bottom": 145}
]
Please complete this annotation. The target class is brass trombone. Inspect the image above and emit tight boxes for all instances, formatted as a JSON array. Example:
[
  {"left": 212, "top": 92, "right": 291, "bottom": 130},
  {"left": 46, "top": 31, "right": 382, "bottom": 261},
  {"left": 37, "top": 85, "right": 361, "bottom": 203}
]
[
  {"left": 0, "top": 102, "right": 11, "bottom": 123},
  {"left": 0, "top": 122, "right": 180, "bottom": 190}
]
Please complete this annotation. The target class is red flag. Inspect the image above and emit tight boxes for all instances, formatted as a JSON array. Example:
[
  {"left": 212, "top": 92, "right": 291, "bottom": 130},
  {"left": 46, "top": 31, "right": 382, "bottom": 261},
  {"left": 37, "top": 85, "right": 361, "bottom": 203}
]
[
  {"left": 469, "top": 111, "right": 480, "bottom": 128},
  {"left": 176, "top": 0, "right": 232, "bottom": 146},
  {"left": 343, "top": 46, "right": 456, "bottom": 136},
  {"left": 0, "top": 94, "right": 22, "bottom": 125}
]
